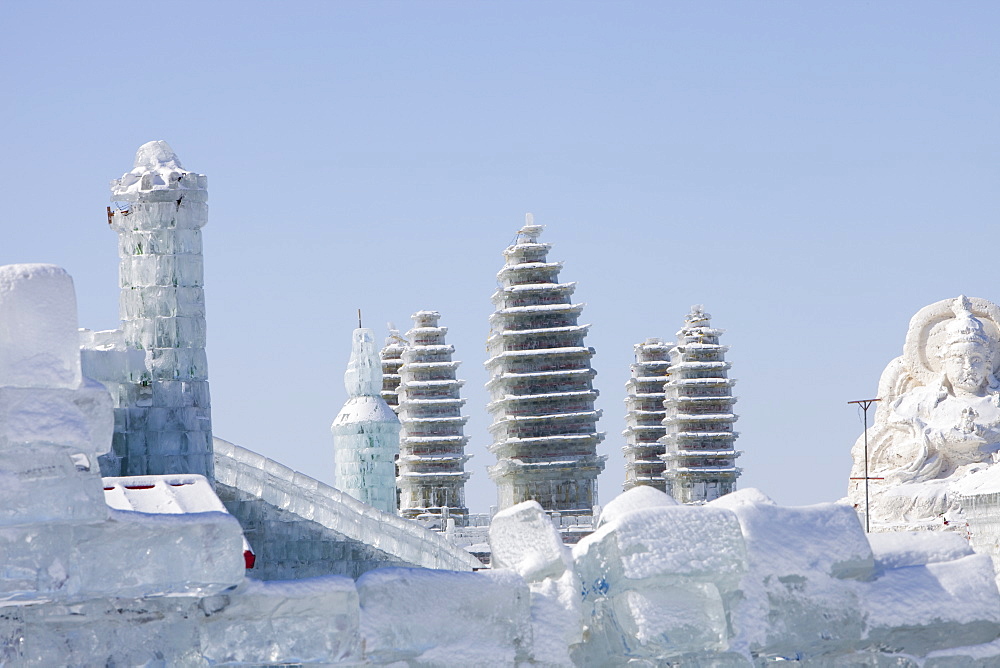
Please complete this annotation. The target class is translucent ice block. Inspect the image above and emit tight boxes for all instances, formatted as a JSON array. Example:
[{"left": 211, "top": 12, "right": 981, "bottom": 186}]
[
  {"left": 357, "top": 567, "right": 530, "bottom": 665},
  {"left": 0, "top": 264, "right": 81, "bottom": 389}
]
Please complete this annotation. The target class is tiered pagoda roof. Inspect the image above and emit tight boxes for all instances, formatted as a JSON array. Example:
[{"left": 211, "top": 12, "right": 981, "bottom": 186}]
[
  {"left": 397, "top": 311, "right": 471, "bottom": 526},
  {"left": 486, "top": 216, "right": 605, "bottom": 515},
  {"left": 379, "top": 327, "right": 407, "bottom": 413},
  {"left": 660, "top": 306, "right": 740, "bottom": 503},
  {"left": 623, "top": 338, "right": 673, "bottom": 492}
]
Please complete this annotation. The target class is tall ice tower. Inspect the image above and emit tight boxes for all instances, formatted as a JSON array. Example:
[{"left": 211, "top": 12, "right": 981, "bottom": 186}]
[
  {"left": 396, "top": 311, "right": 471, "bottom": 525},
  {"left": 486, "top": 217, "right": 605, "bottom": 514},
  {"left": 622, "top": 338, "right": 672, "bottom": 492},
  {"left": 660, "top": 306, "right": 740, "bottom": 503},
  {"left": 105, "top": 141, "right": 214, "bottom": 479}
]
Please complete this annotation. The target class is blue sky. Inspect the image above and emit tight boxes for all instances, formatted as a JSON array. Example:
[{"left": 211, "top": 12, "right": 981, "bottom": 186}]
[{"left": 2, "top": 1, "right": 998, "bottom": 512}]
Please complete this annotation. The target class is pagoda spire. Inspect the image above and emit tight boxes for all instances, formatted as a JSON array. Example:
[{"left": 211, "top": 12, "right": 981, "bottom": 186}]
[
  {"left": 379, "top": 324, "right": 407, "bottom": 414},
  {"left": 660, "top": 305, "right": 741, "bottom": 503},
  {"left": 623, "top": 337, "right": 673, "bottom": 492},
  {"left": 396, "top": 311, "right": 471, "bottom": 526},
  {"left": 486, "top": 216, "right": 606, "bottom": 515}
]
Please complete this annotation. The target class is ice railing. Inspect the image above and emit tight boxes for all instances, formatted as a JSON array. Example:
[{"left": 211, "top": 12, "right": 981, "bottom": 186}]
[{"left": 212, "top": 437, "right": 481, "bottom": 572}]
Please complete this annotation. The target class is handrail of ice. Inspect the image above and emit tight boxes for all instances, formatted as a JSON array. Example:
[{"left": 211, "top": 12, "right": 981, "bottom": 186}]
[{"left": 213, "top": 437, "right": 481, "bottom": 572}]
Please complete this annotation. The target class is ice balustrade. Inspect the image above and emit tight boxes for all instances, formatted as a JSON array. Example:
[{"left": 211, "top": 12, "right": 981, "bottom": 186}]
[{"left": 214, "top": 438, "right": 480, "bottom": 575}]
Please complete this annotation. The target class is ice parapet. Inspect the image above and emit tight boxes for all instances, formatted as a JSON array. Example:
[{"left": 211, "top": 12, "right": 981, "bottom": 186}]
[{"left": 111, "top": 140, "right": 207, "bottom": 202}]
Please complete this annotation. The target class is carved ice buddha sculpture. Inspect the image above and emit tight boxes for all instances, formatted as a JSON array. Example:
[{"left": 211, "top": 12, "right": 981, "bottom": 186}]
[{"left": 849, "top": 296, "right": 1000, "bottom": 531}]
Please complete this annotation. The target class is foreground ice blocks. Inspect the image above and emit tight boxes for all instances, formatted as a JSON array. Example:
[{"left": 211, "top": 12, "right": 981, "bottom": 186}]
[
  {"left": 0, "top": 263, "right": 243, "bottom": 604},
  {"left": 476, "top": 485, "right": 1000, "bottom": 666}
]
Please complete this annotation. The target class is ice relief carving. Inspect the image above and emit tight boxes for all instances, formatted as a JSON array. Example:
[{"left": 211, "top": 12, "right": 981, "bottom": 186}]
[{"left": 849, "top": 296, "right": 1000, "bottom": 529}]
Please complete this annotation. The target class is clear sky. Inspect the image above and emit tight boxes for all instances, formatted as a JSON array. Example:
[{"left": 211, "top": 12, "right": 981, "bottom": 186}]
[{"left": 2, "top": 1, "right": 998, "bottom": 513}]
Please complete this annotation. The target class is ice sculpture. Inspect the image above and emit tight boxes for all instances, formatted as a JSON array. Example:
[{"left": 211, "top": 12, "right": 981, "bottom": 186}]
[
  {"left": 100, "top": 140, "right": 214, "bottom": 479},
  {"left": 848, "top": 296, "right": 1000, "bottom": 531},
  {"left": 623, "top": 337, "right": 672, "bottom": 492},
  {"left": 332, "top": 328, "right": 401, "bottom": 514},
  {"left": 396, "top": 311, "right": 471, "bottom": 525},
  {"left": 486, "top": 216, "right": 606, "bottom": 515},
  {"left": 661, "top": 306, "right": 741, "bottom": 503}
]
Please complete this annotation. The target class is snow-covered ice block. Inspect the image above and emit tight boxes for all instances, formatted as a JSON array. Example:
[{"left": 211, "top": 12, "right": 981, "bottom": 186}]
[
  {"left": 200, "top": 576, "right": 360, "bottom": 665},
  {"left": 572, "top": 500, "right": 745, "bottom": 664},
  {"left": 0, "top": 264, "right": 81, "bottom": 390},
  {"left": 710, "top": 489, "right": 874, "bottom": 581},
  {"left": 0, "top": 445, "right": 107, "bottom": 525},
  {"left": 490, "top": 500, "right": 569, "bottom": 582},
  {"left": 868, "top": 530, "right": 974, "bottom": 570},
  {"left": 574, "top": 504, "right": 747, "bottom": 599},
  {"left": 709, "top": 490, "right": 874, "bottom": 659},
  {"left": 860, "top": 553, "right": 1000, "bottom": 656},
  {"left": 595, "top": 484, "right": 677, "bottom": 529},
  {"left": 358, "top": 567, "right": 531, "bottom": 666},
  {"left": 490, "top": 501, "right": 583, "bottom": 664}
]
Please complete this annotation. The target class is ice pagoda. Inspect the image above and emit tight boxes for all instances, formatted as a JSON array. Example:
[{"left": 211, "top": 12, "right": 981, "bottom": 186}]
[
  {"left": 396, "top": 311, "right": 471, "bottom": 526},
  {"left": 622, "top": 337, "right": 673, "bottom": 492},
  {"left": 379, "top": 325, "right": 406, "bottom": 414},
  {"left": 660, "top": 306, "right": 740, "bottom": 503},
  {"left": 486, "top": 216, "right": 606, "bottom": 515}
]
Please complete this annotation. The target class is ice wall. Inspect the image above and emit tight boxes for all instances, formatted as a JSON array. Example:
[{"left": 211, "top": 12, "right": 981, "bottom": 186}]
[
  {"left": 102, "top": 140, "right": 214, "bottom": 479},
  {"left": 332, "top": 328, "right": 401, "bottom": 514}
]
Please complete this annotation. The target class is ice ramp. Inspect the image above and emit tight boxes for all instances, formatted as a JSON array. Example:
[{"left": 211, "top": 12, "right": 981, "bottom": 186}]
[{"left": 212, "top": 438, "right": 481, "bottom": 579}]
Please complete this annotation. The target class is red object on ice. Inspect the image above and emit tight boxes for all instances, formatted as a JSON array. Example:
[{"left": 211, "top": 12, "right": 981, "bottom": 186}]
[{"left": 244, "top": 548, "right": 256, "bottom": 569}]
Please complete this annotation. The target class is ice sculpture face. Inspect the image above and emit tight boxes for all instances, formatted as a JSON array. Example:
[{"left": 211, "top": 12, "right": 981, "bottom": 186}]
[
  {"left": 848, "top": 295, "right": 1000, "bottom": 531},
  {"left": 942, "top": 342, "right": 990, "bottom": 395}
]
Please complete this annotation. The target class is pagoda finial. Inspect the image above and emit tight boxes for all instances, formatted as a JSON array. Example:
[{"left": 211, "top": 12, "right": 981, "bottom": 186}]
[{"left": 518, "top": 213, "right": 543, "bottom": 244}]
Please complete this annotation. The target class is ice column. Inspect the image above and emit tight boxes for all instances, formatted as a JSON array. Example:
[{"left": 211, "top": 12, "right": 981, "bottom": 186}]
[
  {"left": 379, "top": 326, "right": 407, "bottom": 414},
  {"left": 332, "top": 328, "right": 401, "bottom": 514},
  {"left": 623, "top": 338, "right": 673, "bottom": 492},
  {"left": 486, "top": 217, "right": 606, "bottom": 514},
  {"left": 396, "top": 311, "right": 471, "bottom": 525},
  {"left": 660, "top": 306, "right": 740, "bottom": 503},
  {"left": 106, "top": 141, "right": 214, "bottom": 479}
]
